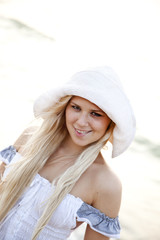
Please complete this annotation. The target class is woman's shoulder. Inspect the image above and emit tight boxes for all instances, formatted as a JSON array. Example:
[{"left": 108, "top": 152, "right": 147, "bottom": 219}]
[
  {"left": 91, "top": 155, "right": 122, "bottom": 218},
  {"left": 14, "top": 126, "right": 38, "bottom": 152}
]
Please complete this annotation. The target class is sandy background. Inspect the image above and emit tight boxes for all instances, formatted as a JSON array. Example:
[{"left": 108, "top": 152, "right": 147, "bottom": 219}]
[{"left": 0, "top": 0, "right": 160, "bottom": 239}]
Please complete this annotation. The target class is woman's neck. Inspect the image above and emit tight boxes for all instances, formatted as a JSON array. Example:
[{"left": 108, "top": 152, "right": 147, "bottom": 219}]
[{"left": 60, "top": 135, "right": 86, "bottom": 156}]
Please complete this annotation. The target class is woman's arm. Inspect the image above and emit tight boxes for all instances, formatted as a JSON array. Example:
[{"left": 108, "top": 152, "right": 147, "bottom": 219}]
[
  {"left": 84, "top": 166, "right": 122, "bottom": 240},
  {"left": 84, "top": 225, "right": 110, "bottom": 240},
  {"left": 0, "top": 126, "right": 36, "bottom": 178}
]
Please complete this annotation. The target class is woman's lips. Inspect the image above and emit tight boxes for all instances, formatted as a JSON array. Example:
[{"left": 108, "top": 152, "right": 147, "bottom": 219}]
[{"left": 74, "top": 128, "right": 92, "bottom": 136}]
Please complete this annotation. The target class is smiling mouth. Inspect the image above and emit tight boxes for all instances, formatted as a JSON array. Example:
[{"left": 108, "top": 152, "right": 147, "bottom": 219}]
[{"left": 74, "top": 128, "right": 92, "bottom": 135}]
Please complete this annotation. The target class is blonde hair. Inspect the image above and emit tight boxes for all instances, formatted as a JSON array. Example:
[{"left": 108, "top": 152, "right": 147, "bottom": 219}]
[{"left": 0, "top": 95, "right": 115, "bottom": 239}]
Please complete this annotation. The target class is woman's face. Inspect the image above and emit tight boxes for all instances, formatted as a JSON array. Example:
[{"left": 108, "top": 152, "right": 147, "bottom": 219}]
[{"left": 65, "top": 96, "right": 111, "bottom": 149}]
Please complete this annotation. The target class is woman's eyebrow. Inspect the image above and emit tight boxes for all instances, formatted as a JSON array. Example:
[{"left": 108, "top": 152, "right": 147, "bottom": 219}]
[
  {"left": 70, "top": 101, "right": 79, "bottom": 106},
  {"left": 92, "top": 109, "right": 103, "bottom": 112}
]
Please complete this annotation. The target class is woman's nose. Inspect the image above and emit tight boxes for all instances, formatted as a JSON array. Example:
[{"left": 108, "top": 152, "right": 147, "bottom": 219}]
[{"left": 76, "top": 112, "right": 89, "bottom": 127}]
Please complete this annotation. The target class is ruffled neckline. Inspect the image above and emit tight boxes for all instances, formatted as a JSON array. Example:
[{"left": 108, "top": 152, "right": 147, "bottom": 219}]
[{"left": 34, "top": 173, "right": 84, "bottom": 203}]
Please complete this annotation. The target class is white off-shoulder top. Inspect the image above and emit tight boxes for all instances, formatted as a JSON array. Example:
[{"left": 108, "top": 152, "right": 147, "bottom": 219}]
[{"left": 0, "top": 146, "right": 121, "bottom": 240}]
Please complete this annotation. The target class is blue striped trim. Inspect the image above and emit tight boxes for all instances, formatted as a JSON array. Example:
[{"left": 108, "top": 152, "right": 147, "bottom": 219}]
[
  {"left": 76, "top": 202, "right": 121, "bottom": 238},
  {"left": 0, "top": 146, "right": 17, "bottom": 164}
]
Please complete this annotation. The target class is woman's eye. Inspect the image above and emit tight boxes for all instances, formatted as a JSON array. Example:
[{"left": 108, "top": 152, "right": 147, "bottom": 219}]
[
  {"left": 91, "top": 112, "right": 102, "bottom": 117},
  {"left": 71, "top": 105, "right": 80, "bottom": 111}
]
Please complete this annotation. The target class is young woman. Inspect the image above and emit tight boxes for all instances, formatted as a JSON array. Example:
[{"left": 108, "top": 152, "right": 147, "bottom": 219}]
[{"left": 0, "top": 66, "right": 136, "bottom": 240}]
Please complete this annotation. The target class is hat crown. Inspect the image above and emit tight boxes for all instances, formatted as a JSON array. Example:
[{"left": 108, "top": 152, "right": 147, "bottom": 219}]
[{"left": 68, "top": 66, "right": 124, "bottom": 92}]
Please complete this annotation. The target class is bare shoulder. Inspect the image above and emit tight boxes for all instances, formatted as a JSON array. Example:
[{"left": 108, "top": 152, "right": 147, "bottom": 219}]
[
  {"left": 0, "top": 162, "right": 6, "bottom": 178},
  {"left": 92, "top": 157, "right": 122, "bottom": 218},
  {"left": 14, "top": 126, "right": 38, "bottom": 152}
]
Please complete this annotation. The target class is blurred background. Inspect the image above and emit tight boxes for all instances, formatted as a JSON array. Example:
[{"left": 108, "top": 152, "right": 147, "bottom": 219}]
[{"left": 0, "top": 0, "right": 160, "bottom": 239}]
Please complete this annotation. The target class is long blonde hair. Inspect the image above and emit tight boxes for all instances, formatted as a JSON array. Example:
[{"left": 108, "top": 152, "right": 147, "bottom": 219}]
[{"left": 0, "top": 95, "right": 115, "bottom": 239}]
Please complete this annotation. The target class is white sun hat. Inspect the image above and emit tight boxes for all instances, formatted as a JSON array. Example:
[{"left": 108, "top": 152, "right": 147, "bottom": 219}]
[{"left": 33, "top": 66, "right": 136, "bottom": 158}]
